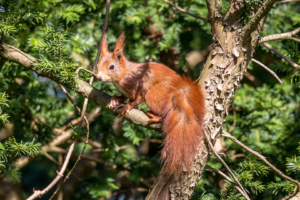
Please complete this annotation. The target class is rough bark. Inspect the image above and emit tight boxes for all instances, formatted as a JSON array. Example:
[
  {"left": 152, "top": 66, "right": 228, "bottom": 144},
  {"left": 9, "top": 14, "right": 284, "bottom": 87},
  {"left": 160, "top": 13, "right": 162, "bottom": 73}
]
[{"left": 146, "top": 0, "right": 279, "bottom": 199}]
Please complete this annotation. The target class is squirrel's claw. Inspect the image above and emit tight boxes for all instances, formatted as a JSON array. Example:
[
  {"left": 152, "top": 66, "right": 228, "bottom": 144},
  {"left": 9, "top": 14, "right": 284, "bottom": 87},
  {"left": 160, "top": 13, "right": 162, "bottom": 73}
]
[
  {"left": 116, "top": 104, "right": 131, "bottom": 119},
  {"left": 108, "top": 97, "right": 121, "bottom": 109}
]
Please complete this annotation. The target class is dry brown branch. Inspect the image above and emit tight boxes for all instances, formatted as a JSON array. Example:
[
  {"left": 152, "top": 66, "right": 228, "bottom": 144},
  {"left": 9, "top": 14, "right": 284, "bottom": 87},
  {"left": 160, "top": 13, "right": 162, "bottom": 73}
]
[
  {"left": 262, "top": 43, "right": 300, "bottom": 69},
  {"left": 206, "top": 166, "right": 249, "bottom": 199},
  {"left": 259, "top": 27, "right": 300, "bottom": 44},
  {"left": 26, "top": 140, "right": 75, "bottom": 200},
  {"left": 275, "top": 0, "right": 300, "bottom": 4},
  {"left": 251, "top": 58, "right": 283, "bottom": 84},
  {"left": 222, "top": 131, "right": 300, "bottom": 191},
  {"left": 48, "top": 146, "right": 117, "bottom": 168},
  {"left": 78, "top": 0, "right": 111, "bottom": 129},
  {"left": 204, "top": 129, "right": 250, "bottom": 200},
  {"left": 163, "top": 0, "right": 209, "bottom": 22},
  {"left": 242, "top": 0, "right": 277, "bottom": 40},
  {"left": 50, "top": 89, "right": 91, "bottom": 200},
  {"left": 58, "top": 84, "right": 81, "bottom": 113}
]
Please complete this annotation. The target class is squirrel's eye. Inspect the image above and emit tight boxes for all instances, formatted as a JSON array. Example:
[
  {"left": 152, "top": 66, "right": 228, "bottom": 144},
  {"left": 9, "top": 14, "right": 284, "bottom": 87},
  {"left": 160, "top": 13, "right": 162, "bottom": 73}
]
[{"left": 109, "top": 65, "right": 114, "bottom": 70}]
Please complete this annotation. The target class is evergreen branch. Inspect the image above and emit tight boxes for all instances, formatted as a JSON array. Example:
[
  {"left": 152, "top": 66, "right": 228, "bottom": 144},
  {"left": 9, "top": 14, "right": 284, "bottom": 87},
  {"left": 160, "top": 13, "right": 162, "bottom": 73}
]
[
  {"left": 222, "top": 131, "right": 300, "bottom": 191},
  {"left": 204, "top": 129, "right": 250, "bottom": 200},
  {"left": 241, "top": 0, "right": 277, "bottom": 40},
  {"left": 78, "top": 0, "right": 111, "bottom": 130},
  {"left": 27, "top": 140, "right": 75, "bottom": 200},
  {"left": 206, "top": 166, "right": 250, "bottom": 199},
  {"left": 259, "top": 27, "right": 300, "bottom": 44},
  {"left": 162, "top": 0, "right": 210, "bottom": 22},
  {"left": 251, "top": 58, "right": 283, "bottom": 84},
  {"left": 262, "top": 43, "right": 300, "bottom": 69},
  {"left": 0, "top": 43, "right": 161, "bottom": 131}
]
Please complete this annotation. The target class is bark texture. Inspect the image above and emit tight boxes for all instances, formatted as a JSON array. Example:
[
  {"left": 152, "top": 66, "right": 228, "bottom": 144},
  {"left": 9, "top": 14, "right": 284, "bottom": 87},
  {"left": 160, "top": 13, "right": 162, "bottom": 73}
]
[{"left": 146, "top": 0, "right": 277, "bottom": 199}]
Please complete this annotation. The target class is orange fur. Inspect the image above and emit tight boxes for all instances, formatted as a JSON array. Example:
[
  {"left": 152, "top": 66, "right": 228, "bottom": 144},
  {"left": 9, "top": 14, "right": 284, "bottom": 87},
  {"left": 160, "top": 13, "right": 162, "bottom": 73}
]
[{"left": 97, "top": 34, "right": 206, "bottom": 197}]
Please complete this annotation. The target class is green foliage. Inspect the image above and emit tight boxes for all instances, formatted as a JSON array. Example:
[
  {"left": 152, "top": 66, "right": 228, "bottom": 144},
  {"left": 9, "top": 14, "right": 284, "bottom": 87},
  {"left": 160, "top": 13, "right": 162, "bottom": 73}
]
[
  {"left": 0, "top": 92, "right": 9, "bottom": 123},
  {"left": 220, "top": 159, "right": 269, "bottom": 199},
  {"left": 268, "top": 180, "right": 295, "bottom": 195}
]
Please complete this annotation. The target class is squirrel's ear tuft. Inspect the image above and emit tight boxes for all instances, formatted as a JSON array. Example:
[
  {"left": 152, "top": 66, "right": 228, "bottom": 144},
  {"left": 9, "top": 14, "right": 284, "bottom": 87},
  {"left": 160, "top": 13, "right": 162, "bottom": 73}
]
[
  {"left": 101, "top": 34, "right": 109, "bottom": 56},
  {"left": 113, "top": 33, "right": 125, "bottom": 60}
]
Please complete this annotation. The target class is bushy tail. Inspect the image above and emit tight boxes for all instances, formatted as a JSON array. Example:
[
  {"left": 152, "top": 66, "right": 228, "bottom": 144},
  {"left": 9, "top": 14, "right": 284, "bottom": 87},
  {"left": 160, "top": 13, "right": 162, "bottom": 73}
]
[{"left": 161, "top": 76, "right": 205, "bottom": 174}]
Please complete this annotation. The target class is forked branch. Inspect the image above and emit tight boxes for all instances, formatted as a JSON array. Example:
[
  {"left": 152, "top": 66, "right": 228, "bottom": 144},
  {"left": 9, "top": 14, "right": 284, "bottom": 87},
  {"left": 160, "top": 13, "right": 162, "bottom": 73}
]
[
  {"left": 259, "top": 27, "right": 300, "bottom": 44},
  {"left": 26, "top": 141, "right": 75, "bottom": 200},
  {"left": 251, "top": 58, "right": 283, "bottom": 84},
  {"left": 262, "top": 43, "right": 300, "bottom": 69},
  {"left": 204, "top": 129, "right": 250, "bottom": 200},
  {"left": 242, "top": 0, "right": 277, "bottom": 40},
  {"left": 206, "top": 166, "right": 249, "bottom": 199},
  {"left": 222, "top": 131, "right": 300, "bottom": 191}
]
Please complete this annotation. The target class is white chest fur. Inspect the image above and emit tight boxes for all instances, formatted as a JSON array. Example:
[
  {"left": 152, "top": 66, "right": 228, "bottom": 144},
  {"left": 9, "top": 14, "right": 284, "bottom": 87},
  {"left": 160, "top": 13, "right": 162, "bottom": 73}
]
[{"left": 113, "top": 82, "right": 129, "bottom": 98}]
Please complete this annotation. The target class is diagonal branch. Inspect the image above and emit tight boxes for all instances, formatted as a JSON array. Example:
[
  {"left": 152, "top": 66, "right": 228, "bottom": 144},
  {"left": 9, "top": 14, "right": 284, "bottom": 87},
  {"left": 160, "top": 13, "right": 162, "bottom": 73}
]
[
  {"left": 259, "top": 27, "right": 300, "bottom": 44},
  {"left": 206, "top": 166, "right": 249, "bottom": 200},
  {"left": 26, "top": 140, "right": 75, "bottom": 200},
  {"left": 242, "top": 0, "right": 277, "bottom": 40},
  {"left": 163, "top": 0, "right": 209, "bottom": 22},
  {"left": 251, "top": 58, "right": 283, "bottom": 84},
  {"left": 262, "top": 43, "right": 300, "bottom": 69},
  {"left": 222, "top": 131, "right": 300, "bottom": 191},
  {"left": 0, "top": 43, "right": 161, "bottom": 131},
  {"left": 204, "top": 129, "right": 250, "bottom": 200}
]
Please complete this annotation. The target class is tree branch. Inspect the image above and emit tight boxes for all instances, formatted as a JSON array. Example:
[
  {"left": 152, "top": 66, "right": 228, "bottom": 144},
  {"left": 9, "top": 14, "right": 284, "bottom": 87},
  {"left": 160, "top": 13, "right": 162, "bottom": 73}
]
[
  {"left": 26, "top": 140, "right": 75, "bottom": 200},
  {"left": 251, "top": 58, "right": 283, "bottom": 84},
  {"left": 163, "top": 0, "right": 209, "bottom": 22},
  {"left": 242, "top": 0, "right": 277, "bottom": 40},
  {"left": 0, "top": 42, "right": 161, "bottom": 131},
  {"left": 262, "top": 43, "right": 300, "bottom": 69},
  {"left": 205, "top": 166, "right": 250, "bottom": 200},
  {"left": 259, "top": 27, "right": 300, "bottom": 44},
  {"left": 14, "top": 108, "right": 101, "bottom": 169},
  {"left": 204, "top": 129, "right": 250, "bottom": 200},
  {"left": 222, "top": 131, "right": 300, "bottom": 191}
]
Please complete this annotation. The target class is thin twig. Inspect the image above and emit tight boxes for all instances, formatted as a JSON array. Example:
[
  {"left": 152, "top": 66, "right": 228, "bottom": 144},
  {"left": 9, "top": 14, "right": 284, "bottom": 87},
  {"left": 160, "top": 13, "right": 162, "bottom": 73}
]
[
  {"left": 251, "top": 58, "right": 283, "bottom": 84},
  {"left": 259, "top": 27, "right": 300, "bottom": 44},
  {"left": 163, "top": 0, "right": 209, "bottom": 22},
  {"left": 204, "top": 129, "right": 250, "bottom": 200},
  {"left": 275, "top": 0, "right": 300, "bottom": 4},
  {"left": 222, "top": 131, "right": 300, "bottom": 191},
  {"left": 58, "top": 84, "right": 81, "bottom": 113},
  {"left": 77, "top": 0, "right": 111, "bottom": 129},
  {"left": 26, "top": 141, "right": 75, "bottom": 200},
  {"left": 262, "top": 43, "right": 300, "bottom": 69},
  {"left": 205, "top": 166, "right": 250, "bottom": 199},
  {"left": 242, "top": 0, "right": 277, "bottom": 40}
]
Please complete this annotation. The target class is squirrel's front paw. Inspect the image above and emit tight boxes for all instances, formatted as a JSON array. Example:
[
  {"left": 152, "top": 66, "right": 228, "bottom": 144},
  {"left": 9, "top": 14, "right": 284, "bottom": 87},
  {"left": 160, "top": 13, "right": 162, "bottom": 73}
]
[{"left": 108, "top": 97, "right": 120, "bottom": 109}]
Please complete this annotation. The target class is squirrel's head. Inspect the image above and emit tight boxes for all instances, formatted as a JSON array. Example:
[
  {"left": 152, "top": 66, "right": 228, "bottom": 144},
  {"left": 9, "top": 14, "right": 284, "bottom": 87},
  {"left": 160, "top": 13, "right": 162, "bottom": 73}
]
[{"left": 96, "top": 33, "right": 126, "bottom": 83}]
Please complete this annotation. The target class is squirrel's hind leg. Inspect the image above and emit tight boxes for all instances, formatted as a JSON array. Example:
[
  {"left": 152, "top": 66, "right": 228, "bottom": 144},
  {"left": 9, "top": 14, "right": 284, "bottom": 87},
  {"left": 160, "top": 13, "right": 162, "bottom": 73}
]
[{"left": 146, "top": 111, "right": 163, "bottom": 123}]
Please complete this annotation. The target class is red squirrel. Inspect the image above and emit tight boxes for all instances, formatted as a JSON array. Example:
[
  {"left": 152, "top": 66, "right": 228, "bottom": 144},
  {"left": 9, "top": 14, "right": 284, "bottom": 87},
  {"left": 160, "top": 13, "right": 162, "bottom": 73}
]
[{"left": 96, "top": 33, "right": 205, "bottom": 176}]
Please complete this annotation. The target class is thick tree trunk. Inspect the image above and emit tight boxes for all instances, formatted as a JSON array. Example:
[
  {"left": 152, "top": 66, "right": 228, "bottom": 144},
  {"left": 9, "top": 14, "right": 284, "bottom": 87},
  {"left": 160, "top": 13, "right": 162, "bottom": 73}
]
[{"left": 146, "top": 0, "right": 268, "bottom": 199}]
